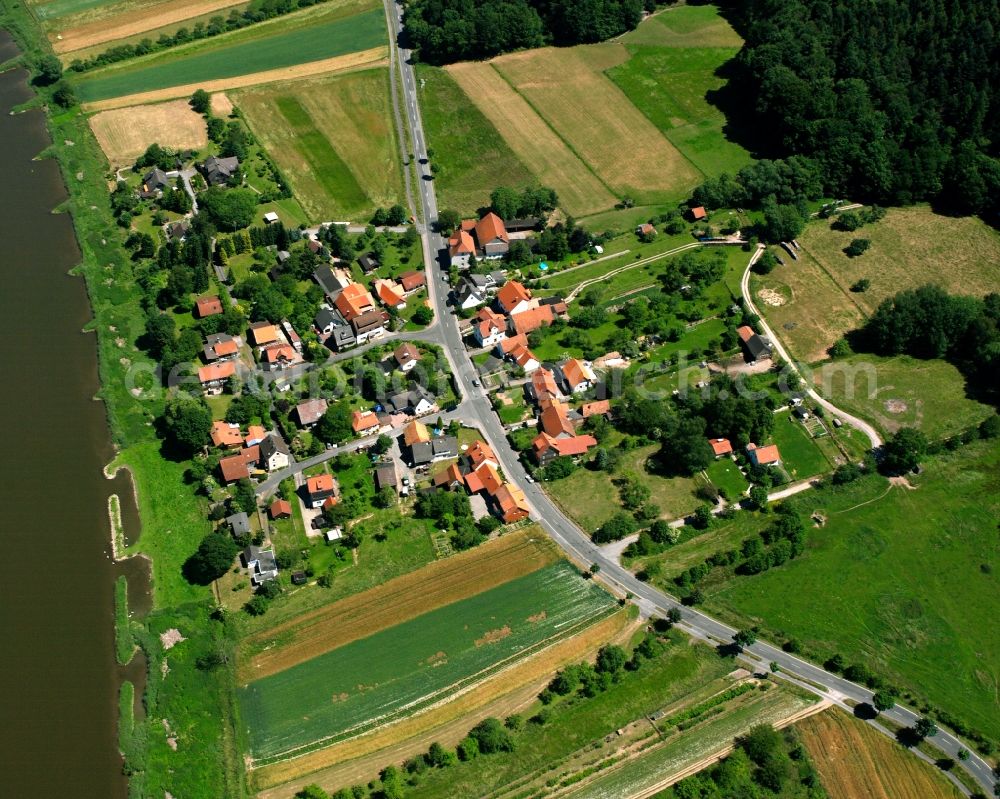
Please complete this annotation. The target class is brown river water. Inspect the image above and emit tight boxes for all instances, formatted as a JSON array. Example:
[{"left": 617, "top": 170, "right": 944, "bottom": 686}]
[{"left": 0, "top": 30, "right": 150, "bottom": 796}]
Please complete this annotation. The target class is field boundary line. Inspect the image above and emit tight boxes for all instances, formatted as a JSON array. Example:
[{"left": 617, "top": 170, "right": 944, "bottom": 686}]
[
  {"left": 80, "top": 46, "right": 388, "bottom": 111},
  {"left": 487, "top": 61, "right": 619, "bottom": 202}
]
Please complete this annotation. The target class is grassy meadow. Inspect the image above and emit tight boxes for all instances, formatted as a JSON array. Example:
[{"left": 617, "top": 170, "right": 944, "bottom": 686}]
[
  {"left": 239, "top": 562, "right": 618, "bottom": 762},
  {"left": 74, "top": 2, "right": 385, "bottom": 101},
  {"left": 420, "top": 4, "right": 749, "bottom": 218},
  {"left": 704, "top": 440, "right": 1000, "bottom": 741},
  {"left": 236, "top": 68, "right": 404, "bottom": 221}
]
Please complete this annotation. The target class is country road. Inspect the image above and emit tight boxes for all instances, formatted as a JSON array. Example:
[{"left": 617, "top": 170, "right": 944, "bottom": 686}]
[{"left": 364, "top": 1, "right": 996, "bottom": 791}]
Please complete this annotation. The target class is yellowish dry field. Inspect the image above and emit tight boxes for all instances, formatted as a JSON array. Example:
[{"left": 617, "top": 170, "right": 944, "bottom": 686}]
[
  {"left": 81, "top": 46, "right": 387, "bottom": 111},
  {"left": 252, "top": 610, "right": 633, "bottom": 796},
  {"left": 492, "top": 46, "right": 702, "bottom": 203},
  {"left": 798, "top": 205, "right": 1000, "bottom": 315},
  {"left": 209, "top": 91, "right": 232, "bottom": 117},
  {"left": 89, "top": 98, "right": 207, "bottom": 164},
  {"left": 446, "top": 61, "right": 616, "bottom": 216},
  {"left": 798, "top": 709, "right": 963, "bottom": 799},
  {"left": 237, "top": 528, "right": 560, "bottom": 683},
  {"left": 51, "top": 0, "right": 245, "bottom": 54}
]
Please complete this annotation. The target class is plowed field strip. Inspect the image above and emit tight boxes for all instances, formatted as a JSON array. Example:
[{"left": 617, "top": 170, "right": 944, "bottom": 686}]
[{"left": 238, "top": 528, "right": 559, "bottom": 682}]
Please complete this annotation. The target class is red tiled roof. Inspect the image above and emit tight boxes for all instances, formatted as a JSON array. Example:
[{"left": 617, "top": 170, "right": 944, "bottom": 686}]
[
  {"left": 295, "top": 399, "right": 328, "bottom": 426},
  {"left": 307, "top": 474, "right": 335, "bottom": 495},
  {"left": 198, "top": 361, "right": 236, "bottom": 384},
  {"left": 581, "top": 399, "right": 610, "bottom": 417},
  {"left": 212, "top": 339, "right": 238, "bottom": 357},
  {"left": 561, "top": 358, "right": 592, "bottom": 389},
  {"left": 466, "top": 440, "right": 496, "bottom": 469},
  {"left": 403, "top": 420, "right": 430, "bottom": 446},
  {"left": 399, "top": 270, "right": 426, "bottom": 292},
  {"left": 690, "top": 206, "right": 707, "bottom": 220},
  {"left": 494, "top": 484, "right": 529, "bottom": 523},
  {"left": 464, "top": 469, "right": 485, "bottom": 494},
  {"left": 219, "top": 454, "right": 250, "bottom": 483},
  {"left": 498, "top": 333, "right": 528, "bottom": 354},
  {"left": 335, "top": 283, "right": 374, "bottom": 321},
  {"left": 351, "top": 409, "right": 380, "bottom": 433},
  {"left": 510, "top": 304, "right": 554, "bottom": 335},
  {"left": 531, "top": 368, "right": 559, "bottom": 399},
  {"left": 449, "top": 230, "right": 475, "bottom": 257},
  {"left": 540, "top": 402, "right": 574, "bottom": 438},
  {"left": 394, "top": 342, "right": 420, "bottom": 366},
  {"left": 748, "top": 443, "right": 781, "bottom": 465},
  {"left": 476, "top": 307, "right": 506, "bottom": 337},
  {"left": 737, "top": 325, "right": 755, "bottom": 343},
  {"left": 475, "top": 212, "right": 508, "bottom": 246},
  {"left": 375, "top": 279, "right": 406, "bottom": 308},
  {"left": 637, "top": 223, "right": 655, "bottom": 235},
  {"left": 496, "top": 280, "right": 531, "bottom": 313},
  {"left": 434, "top": 463, "right": 463, "bottom": 488},
  {"left": 269, "top": 499, "right": 292, "bottom": 519},
  {"left": 262, "top": 343, "right": 296, "bottom": 363},
  {"left": 533, "top": 432, "right": 597, "bottom": 458},
  {"left": 710, "top": 438, "right": 733, "bottom": 456},
  {"left": 210, "top": 420, "right": 244, "bottom": 448},
  {"left": 195, "top": 296, "right": 223, "bottom": 317}
]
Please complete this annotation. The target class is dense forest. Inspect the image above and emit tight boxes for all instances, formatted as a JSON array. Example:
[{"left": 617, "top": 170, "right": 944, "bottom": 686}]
[
  {"left": 403, "top": 0, "right": 662, "bottom": 64},
  {"left": 702, "top": 0, "right": 1000, "bottom": 219}
]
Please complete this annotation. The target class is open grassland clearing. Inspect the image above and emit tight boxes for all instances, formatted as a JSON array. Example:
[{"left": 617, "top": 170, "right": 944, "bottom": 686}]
[
  {"left": 751, "top": 251, "right": 865, "bottom": 363},
  {"left": 493, "top": 46, "right": 701, "bottom": 203},
  {"left": 415, "top": 65, "right": 534, "bottom": 214},
  {"left": 236, "top": 67, "right": 403, "bottom": 221},
  {"left": 706, "top": 440, "right": 1000, "bottom": 741},
  {"left": 768, "top": 411, "right": 833, "bottom": 479},
  {"left": 799, "top": 206, "right": 1000, "bottom": 315},
  {"left": 799, "top": 709, "right": 964, "bottom": 799},
  {"left": 445, "top": 61, "right": 616, "bottom": 217},
  {"left": 624, "top": 4, "right": 743, "bottom": 48},
  {"left": 239, "top": 562, "right": 618, "bottom": 763},
  {"left": 238, "top": 528, "right": 560, "bottom": 682},
  {"left": 75, "top": 1, "right": 385, "bottom": 102},
  {"left": 562, "top": 688, "right": 819, "bottom": 799},
  {"left": 50, "top": 0, "right": 246, "bottom": 55},
  {"left": 254, "top": 610, "right": 634, "bottom": 796},
  {"left": 29, "top": 0, "right": 116, "bottom": 21},
  {"left": 89, "top": 98, "right": 206, "bottom": 164},
  {"left": 819, "top": 354, "right": 994, "bottom": 440}
]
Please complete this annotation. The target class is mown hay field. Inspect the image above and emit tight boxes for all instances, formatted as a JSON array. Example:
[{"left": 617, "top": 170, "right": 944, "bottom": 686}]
[
  {"left": 50, "top": 0, "right": 246, "bottom": 55},
  {"left": 89, "top": 98, "right": 207, "bottom": 164},
  {"left": 237, "top": 528, "right": 560, "bottom": 683},
  {"left": 445, "top": 61, "right": 616, "bottom": 217},
  {"left": 239, "top": 562, "right": 618, "bottom": 763},
  {"left": 492, "top": 46, "right": 701, "bottom": 204},
  {"left": 799, "top": 709, "right": 964, "bottom": 799},
  {"left": 236, "top": 68, "right": 403, "bottom": 221},
  {"left": 622, "top": 4, "right": 743, "bottom": 48},
  {"left": 74, "top": 2, "right": 384, "bottom": 102},
  {"left": 415, "top": 65, "right": 535, "bottom": 215}
]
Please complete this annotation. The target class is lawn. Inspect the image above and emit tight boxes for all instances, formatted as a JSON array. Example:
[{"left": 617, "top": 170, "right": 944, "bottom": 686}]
[
  {"left": 704, "top": 457, "right": 748, "bottom": 499},
  {"left": 32, "top": 0, "right": 114, "bottom": 20},
  {"left": 767, "top": 411, "right": 832, "bottom": 480},
  {"left": 546, "top": 441, "right": 703, "bottom": 531},
  {"left": 818, "top": 354, "right": 994, "bottom": 440},
  {"left": 238, "top": 562, "right": 618, "bottom": 762},
  {"left": 405, "top": 638, "right": 732, "bottom": 799},
  {"left": 75, "top": 3, "right": 385, "bottom": 101},
  {"left": 114, "top": 440, "right": 214, "bottom": 609},
  {"left": 705, "top": 439, "right": 1000, "bottom": 741},
  {"left": 799, "top": 709, "right": 964, "bottom": 799},
  {"left": 416, "top": 65, "right": 534, "bottom": 214},
  {"left": 237, "top": 68, "right": 404, "bottom": 222}
]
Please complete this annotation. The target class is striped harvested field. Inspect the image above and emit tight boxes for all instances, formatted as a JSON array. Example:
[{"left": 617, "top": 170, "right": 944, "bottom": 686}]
[
  {"left": 492, "top": 46, "right": 701, "bottom": 203},
  {"left": 446, "top": 61, "right": 615, "bottom": 217},
  {"left": 237, "top": 527, "right": 560, "bottom": 683},
  {"left": 798, "top": 709, "right": 964, "bottom": 799},
  {"left": 89, "top": 98, "right": 207, "bottom": 164}
]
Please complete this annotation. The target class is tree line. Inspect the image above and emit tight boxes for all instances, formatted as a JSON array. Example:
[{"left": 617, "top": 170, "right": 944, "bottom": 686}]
[
  {"left": 404, "top": 0, "right": 675, "bottom": 65},
  {"left": 701, "top": 0, "right": 1000, "bottom": 220}
]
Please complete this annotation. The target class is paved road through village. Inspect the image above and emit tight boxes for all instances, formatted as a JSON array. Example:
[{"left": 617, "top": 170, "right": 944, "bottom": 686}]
[{"left": 357, "top": 3, "right": 998, "bottom": 792}]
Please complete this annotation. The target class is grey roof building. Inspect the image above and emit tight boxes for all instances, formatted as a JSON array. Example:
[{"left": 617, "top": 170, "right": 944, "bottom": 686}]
[
  {"left": 410, "top": 435, "right": 458, "bottom": 465},
  {"left": 202, "top": 155, "right": 240, "bottom": 186},
  {"left": 227, "top": 511, "right": 250, "bottom": 536},
  {"left": 243, "top": 545, "right": 278, "bottom": 585}
]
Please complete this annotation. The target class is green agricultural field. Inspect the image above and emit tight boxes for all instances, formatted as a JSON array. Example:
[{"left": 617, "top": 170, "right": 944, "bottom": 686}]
[
  {"left": 75, "top": 5, "right": 385, "bottom": 101},
  {"left": 705, "top": 440, "right": 1000, "bottom": 741},
  {"left": 31, "top": 0, "right": 112, "bottom": 20},
  {"left": 818, "top": 354, "right": 994, "bottom": 441},
  {"left": 238, "top": 68, "right": 404, "bottom": 221},
  {"left": 238, "top": 562, "right": 617, "bottom": 762},
  {"left": 415, "top": 65, "right": 534, "bottom": 214},
  {"left": 768, "top": 412, "right": 832, "bottom": 480}
]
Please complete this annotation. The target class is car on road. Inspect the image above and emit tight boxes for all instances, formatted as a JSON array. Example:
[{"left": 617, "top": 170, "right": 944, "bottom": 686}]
[{"left": 472, "top": 379, "right": 480, "bottom": 387}]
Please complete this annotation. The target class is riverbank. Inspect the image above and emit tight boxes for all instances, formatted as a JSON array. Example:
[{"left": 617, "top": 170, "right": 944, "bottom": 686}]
[{"left": 0, "top": 5, "right": 245, "bottom": 796}]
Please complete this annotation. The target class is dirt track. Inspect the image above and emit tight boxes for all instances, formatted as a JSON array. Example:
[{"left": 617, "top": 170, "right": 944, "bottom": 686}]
[
  {"left": 53, "top": 0, "right": 246, "bottom": 54},
  {"left": 81, "top": 46, "right": 387, "bottom": 111}
]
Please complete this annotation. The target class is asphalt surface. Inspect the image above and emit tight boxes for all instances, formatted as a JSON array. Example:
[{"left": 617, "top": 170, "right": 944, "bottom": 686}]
[{"left": 372, "top": 3, "right": 997, "bottom": 791}]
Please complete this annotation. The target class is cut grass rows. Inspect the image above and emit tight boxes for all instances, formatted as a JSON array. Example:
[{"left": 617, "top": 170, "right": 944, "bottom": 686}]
[
  {"left": 239, "top": 562, "right": 618, "bottom": 763},
  {"left": 237, "top": 528, "right": 560, "bottom": 682},
  {"left": 75, "top": 4, "right": 385, "bottom": 101}
]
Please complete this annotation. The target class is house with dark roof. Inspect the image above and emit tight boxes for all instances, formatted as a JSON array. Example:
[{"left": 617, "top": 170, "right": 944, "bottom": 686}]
[
  {"left": 242, "top": 545, "right": 278, "bottom": 585},
  {"left": 399, "top": 270, "right": 426, "bottom": 293},
  {"left": 456, "top": 280, "right": 486, "bottom": 311},
  {"left": 358, "top": 253, "right": 380, "bottom": 273},
  {"left": 351, "top": 308, "right": 388, "bottom": 343},
  {"left": 410, "top": 435, "right": 458, "bottom": 466},
  {"left": 313, "top": 265, "right": 343, "bottom": 298},
  {"left": 259, "top": 434, "right": 290, "bottom": 472},
  {"left": 201, "top": 155, "right": 240, "bottom": 186},
  {"left": 394, "top": 342, "right": 421, "bottom": 372},
  {"left": 374, "top": 462, "right": 398, "bottom": 492},
  {"left": 385, "top": 383, "right": 435, "bottom": 416},
  {"left": 227, "top": 511, "right": 250, "bottom": 537},
  {"left": 294, "top": 398, "right": 328, "bottom": 428},
  {"left": 314, "top": 307, "right": 341, "bottom": 336},
  {"left": 203, "top": 333, "right": 237, "bottom": 362},
  {"left": 140, "top": 167, "right": 170, "bottom": 199},
  {"left": 737, "top": 325, "right": 771, "bottom": 362}
]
